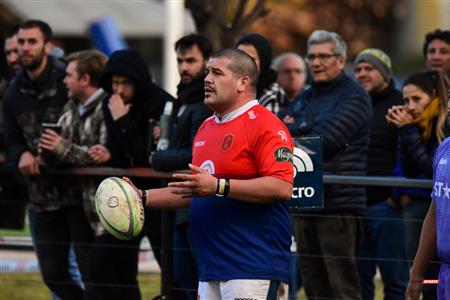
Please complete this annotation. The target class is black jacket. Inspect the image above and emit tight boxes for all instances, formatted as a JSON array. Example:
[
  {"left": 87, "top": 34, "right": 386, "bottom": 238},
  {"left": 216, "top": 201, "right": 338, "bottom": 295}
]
[
  {"left": 151, "top": 76, "right": 212, "bottom": 171},
  {"left": 3, "top": 56, "right": 68, "bottom": 165},
  {"left": 399, "top": 121, "right": 439, "bottom": 179},
  {"left": 282, "top": 72, "right": 372, "bottom": 214},
  {"left": 100, "top": 49, "right": 173, "bottom": 167},
  {"left": 2, "top": 56, "right": 77, "bottom": 210},
  {"left": 366, "top": 81, "right": 403, "bottom": 205}
]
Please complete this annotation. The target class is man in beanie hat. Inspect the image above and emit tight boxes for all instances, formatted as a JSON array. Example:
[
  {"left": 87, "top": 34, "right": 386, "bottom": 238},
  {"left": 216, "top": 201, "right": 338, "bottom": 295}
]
[{"left": 355, "top": 48, "right": 409, "bottom": 300}]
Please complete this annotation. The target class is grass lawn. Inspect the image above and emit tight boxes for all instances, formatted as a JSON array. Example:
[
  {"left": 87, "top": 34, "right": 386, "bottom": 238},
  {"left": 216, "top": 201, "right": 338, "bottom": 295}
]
[
  {"left": 0, "top": 228, "right": 30, "bottom": 237},
  {"left": 1, "top": 272, "right": 386, "bottom": 299},
  {"left": 0, "top": 273, "right": 161, "bottom": 300}
]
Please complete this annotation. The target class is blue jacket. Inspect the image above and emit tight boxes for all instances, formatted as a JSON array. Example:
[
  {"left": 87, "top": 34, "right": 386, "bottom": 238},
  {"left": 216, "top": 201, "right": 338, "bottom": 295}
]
[{"left": 281, "top": 72, "right": 372, "bottom": 214}]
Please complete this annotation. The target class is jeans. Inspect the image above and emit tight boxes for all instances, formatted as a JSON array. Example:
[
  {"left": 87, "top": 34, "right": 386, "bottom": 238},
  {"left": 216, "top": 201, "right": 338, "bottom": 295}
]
[
  {"left": 34, "top": 206, "right": 93, "bottom": 300},
  {"left": 357, "top": 201, "right": 409, "bottom": 300},
  {"left": 29, "top": 207, "right": 84, "bottom": 300},
  {"left": 172, "top": 223, "right": 198, "bottom": 300},
  {"left": 404, "top": 198, "right": 440, "bottom": 300},
  {"left": 289, "top": 250, "right": 301, "bottom": 299}
]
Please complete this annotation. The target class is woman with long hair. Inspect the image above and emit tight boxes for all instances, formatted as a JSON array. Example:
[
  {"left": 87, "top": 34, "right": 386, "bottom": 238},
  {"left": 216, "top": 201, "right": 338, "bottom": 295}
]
[{"left": 386, "top": 70, "right": 449, "bottom": 299}]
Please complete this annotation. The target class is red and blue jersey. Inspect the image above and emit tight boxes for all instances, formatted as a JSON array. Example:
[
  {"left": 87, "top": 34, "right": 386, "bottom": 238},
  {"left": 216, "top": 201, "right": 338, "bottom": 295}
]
[{"left": 190, "top": 100, "right": 294, "bottom": 282}]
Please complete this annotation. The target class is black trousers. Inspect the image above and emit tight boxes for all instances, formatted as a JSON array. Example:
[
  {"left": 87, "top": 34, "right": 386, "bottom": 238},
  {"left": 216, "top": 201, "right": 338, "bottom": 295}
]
[
  {"left": 85, "top": 233, "right": 141, "bottom": 300},
  {"left": 35, "top": 206, "right": 94, "bottom": 300}
]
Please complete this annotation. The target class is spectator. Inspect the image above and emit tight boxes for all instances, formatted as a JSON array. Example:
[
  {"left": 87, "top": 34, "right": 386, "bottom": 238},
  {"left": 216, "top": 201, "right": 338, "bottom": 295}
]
[
  {"left": 354, "top": 48, "right": 409, "bottom": 299},
  {"left": 405, "top": 103, "right": 450, "bottom": 300},
  {"left": 4, "top": 24, "right": 21, "bottom": 76},
  {"left": 0, "top": 25, "right": 25, "bottom": 231},
  {"left": 126, "top": 48, "right": 294, "bottom": 299},
  {"left": 3, "top": 20, "right": 94, "bottom": 300},
  {"left": 150, "top": 33, "right": 212, "bottom": 300},
  {"left": 272, "top": 53, "right": 307, "bottom": 299},
  {"left": 272, "top": 52, "right": 308, "bottom": 102},
  {"left": 281, "top": 30, "right": 372, "bottom": 299},
  {"left": 38, "top": 49, "right": 111, "bottom": 299},
  {"left": 236, "top": 33, "right": 287, "bottom": 114},
  {"left": 423, "top": 29, "right": 450, "bottom": 79},
  {"left": 386, "top": 71, "right": 449, "bottom": 300},
  {"left": 1, "top": 24, "right": 20, "bottom": 163},
  {"left": 99, "top": 49, "right": 172, "bottom": 300}
]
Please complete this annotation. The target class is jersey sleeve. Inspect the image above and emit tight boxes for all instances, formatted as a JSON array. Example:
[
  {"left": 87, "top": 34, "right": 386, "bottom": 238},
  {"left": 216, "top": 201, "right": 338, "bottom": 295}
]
[{"left": 251, "top": 114, "right": 294, "bottom": 184}]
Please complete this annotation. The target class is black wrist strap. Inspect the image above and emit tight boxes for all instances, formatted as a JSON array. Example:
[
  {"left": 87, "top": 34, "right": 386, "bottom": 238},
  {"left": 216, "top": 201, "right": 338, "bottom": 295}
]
[
  {"left": 215, "top": 179, "right": 220, "bottom": 194},
  {"left": 223, "top": 179, "right": 230, "bottom": 197},
  {"left": 140, "top": 189, "right": 147, "bottom": 207}
]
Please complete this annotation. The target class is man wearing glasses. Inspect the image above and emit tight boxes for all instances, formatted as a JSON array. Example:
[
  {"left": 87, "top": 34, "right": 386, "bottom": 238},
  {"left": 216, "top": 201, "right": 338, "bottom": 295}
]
[
  {"left": 272, "top": 52, "right": 308, "bottom": 103},
  {"left": 281, "top": 30, "right": 372, "bottom": 300}
]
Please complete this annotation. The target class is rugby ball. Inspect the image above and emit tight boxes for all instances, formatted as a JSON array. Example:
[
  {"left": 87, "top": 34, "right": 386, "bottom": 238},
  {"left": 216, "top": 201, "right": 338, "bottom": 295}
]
[{"left": 95, "top": 177, "right": 144, "bottom": 240}]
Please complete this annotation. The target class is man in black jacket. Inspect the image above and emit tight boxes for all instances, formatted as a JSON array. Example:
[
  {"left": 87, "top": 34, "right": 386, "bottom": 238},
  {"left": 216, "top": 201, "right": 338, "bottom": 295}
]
[
  {"left": 98, "top": 49, "right": 173, "bottom": 300},
  {"left": 354, "top": 49, "right": 408, "bottom": 300},
  {"left": 150, "top": 34, "right": 213, "bottom": 300},
  {"left": 281, "top": 30, "right": 372, "bottom": 300},
  {"left": 3, "top": 20, "right": 94, "bottom": 300}
]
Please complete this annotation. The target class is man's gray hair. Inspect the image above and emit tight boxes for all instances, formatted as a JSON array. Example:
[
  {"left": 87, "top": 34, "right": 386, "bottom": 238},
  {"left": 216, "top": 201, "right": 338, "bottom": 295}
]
[
  {"left": 211, "top": 48, "right": 258, "bottom": 92},
  {"left": 272, "top": 52, "right": 305, "bottom": 72},
  {"left": 307, "top": 30, "right": 347, "bottom": 61}
]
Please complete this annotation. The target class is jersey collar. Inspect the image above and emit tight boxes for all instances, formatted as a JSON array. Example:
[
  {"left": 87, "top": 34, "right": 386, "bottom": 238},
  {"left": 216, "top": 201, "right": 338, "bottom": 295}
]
[{"left": 214, "top": 100, "right": 259, "bottom": 123}]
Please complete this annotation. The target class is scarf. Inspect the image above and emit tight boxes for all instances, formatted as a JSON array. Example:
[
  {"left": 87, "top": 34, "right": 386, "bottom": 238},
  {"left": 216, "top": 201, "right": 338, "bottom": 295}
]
[
  {"left": 176, "top": 76, "right": 205, "bottom": 105},
  {"left": 415, "top": 97, "right": 440, "bottom": 143}
]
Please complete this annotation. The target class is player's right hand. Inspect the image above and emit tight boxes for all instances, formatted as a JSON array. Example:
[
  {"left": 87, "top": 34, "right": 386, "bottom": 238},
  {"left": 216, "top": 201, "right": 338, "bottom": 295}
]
[{"left": 18, "top": 151, "right": 40, "bottom": 176}]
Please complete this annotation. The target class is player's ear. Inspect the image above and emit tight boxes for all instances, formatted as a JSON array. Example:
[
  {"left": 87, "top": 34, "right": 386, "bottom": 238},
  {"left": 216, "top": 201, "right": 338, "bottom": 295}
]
[{"left": 238, "top": 76, "right": 251, "bottom": 92}]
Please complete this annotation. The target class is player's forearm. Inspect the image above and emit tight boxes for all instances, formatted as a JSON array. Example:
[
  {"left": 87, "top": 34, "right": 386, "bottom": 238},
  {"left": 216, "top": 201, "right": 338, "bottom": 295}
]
[
  {"left": 410, "top": 201, "right": 437, "bottom": 280},
  {"left": 145, "top": 187, "right": 191, "bottom": 209},
  {"left": 228, "top": 176, "right": 293, "bottom": 204}
]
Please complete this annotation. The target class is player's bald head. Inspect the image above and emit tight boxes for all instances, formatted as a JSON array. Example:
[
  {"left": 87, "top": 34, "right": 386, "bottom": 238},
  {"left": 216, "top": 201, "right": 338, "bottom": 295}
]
[{"left": 211, "top": 48, "right": 258, "bottom": 93}]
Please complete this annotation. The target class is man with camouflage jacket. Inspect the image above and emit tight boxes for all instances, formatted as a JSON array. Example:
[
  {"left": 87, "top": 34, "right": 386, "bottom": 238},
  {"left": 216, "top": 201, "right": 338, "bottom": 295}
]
[{"left": 38, "top": 49, "right": 110, "bottom": 299}]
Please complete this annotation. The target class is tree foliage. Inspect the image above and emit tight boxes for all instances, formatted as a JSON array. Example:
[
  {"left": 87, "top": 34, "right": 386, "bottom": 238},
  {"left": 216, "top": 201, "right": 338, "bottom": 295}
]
[{"left": 186, "top": 0, "right": 405, "bottom": 59}]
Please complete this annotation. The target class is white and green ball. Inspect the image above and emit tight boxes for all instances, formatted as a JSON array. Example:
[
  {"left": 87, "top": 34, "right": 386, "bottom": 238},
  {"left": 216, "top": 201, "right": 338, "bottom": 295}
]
[{"left": 95, "top": 177, "right": 144, "bottom": 240}]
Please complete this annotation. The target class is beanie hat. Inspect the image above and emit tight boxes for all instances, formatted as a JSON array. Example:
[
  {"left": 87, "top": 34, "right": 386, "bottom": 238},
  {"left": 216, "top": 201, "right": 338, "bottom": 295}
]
[{"left": 355, "top": 48, "right": 393, "bottom": 82}]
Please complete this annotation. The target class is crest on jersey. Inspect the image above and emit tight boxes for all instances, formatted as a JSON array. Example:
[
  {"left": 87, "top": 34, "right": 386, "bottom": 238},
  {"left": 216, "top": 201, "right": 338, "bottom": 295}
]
[
  {"left": 221, "top": 134, "right": 234, "bottom": 152},
  {"left": 200, "top": 160, "right": 215, "bottom": 174}
]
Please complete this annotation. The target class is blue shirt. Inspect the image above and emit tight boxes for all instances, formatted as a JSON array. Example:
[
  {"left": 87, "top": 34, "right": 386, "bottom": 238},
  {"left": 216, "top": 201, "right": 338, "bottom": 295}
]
[{"left": 432, "top": 137, "right": 450, "bottom": 264}]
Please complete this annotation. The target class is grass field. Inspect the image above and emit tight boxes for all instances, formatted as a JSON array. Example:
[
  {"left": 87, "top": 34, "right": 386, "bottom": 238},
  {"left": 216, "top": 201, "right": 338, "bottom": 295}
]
[
  {"left": 0, "top": 227, "right": 30, "bottom": 237},
  {"left": 0, "top": 273, "right": 161, "bottom": 300},
  {"left": 0, "top": 272, "right": 385, "bottom": 300}
]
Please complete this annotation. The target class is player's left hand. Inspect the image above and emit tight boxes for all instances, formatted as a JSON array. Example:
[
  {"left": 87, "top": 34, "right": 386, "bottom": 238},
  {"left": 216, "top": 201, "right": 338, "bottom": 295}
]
[
  {"left": 405, "top": 280, "right": 423, "bottom": 300},
  {"left": 38, "top": 129, "right": 62, "bottom": 153},
  {"left": 169, "top": 164, "right": 217, "bottom": 198}
]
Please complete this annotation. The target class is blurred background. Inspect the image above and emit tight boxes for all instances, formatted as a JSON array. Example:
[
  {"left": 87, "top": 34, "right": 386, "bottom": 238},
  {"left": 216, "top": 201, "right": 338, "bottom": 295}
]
[{"left": 0, "top": 0, "right": 449, "bottom": 93}]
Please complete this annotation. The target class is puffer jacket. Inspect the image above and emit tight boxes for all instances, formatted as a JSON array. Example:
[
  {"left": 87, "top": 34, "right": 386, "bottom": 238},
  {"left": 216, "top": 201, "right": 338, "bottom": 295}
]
[{"left": 282, "top": 72, "right": 372, "bottom": 215}]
